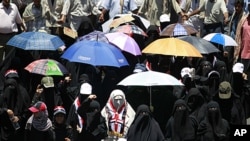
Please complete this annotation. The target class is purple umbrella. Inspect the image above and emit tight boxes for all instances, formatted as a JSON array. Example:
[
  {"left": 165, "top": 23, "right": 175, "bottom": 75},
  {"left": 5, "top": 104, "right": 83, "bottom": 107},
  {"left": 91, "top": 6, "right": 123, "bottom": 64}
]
[{"left": 105, "top": 32, "right": 142, "bottom": 56}]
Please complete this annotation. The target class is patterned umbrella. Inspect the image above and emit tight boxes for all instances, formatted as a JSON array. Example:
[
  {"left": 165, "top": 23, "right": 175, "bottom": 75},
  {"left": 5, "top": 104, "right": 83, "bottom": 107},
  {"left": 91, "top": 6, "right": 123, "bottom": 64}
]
[
  {"left": 160, "top": 23, "right": 198, "bottom": 37},
  {"left": 25, "top": 59, "right": 68, "bottom": 76},
  {"left": 7, "top": 32, "right": 65, "bottom": 50},
  {"left": 109, "top": 24, "right": 148, "bottom": 37},
  {"left": 77, "top": 30, "right": 109, "bottom": 43}
]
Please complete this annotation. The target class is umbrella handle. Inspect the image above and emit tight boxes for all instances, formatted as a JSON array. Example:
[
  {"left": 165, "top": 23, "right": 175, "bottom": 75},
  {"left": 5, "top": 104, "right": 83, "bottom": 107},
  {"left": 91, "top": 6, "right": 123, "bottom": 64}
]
[{"left": 149, "top": 86, "right": 154, "bottom": 112}]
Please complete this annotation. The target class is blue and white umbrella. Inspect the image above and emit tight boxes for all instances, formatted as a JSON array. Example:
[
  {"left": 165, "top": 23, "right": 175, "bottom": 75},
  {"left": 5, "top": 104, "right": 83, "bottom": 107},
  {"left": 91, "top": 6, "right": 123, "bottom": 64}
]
[
  {"left": 7, "top": 32, "right": 65, "bottom": 50},
  {"left": 61, "top": 40, "right": 129, "bottom": 67},
  {"left": 203, "top": 33, "right": 238, "bottom": 46}
]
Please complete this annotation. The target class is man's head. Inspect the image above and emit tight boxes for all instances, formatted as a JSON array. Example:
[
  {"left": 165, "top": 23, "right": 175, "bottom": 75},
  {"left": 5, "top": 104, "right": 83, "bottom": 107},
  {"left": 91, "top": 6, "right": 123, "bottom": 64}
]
[
  {"left": 33, "top": 0, "right": 41, "bottom": 7},
  {"left": 235, "top": 0, "right": 244, "bottom": 14},
  {"left": 2, "top": 0, "right": 10, "bottom": 8}
]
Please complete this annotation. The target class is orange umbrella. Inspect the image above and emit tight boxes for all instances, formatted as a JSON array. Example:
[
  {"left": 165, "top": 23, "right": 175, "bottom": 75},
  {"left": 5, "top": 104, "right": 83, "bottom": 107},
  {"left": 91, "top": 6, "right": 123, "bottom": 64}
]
[{"left": 142, "top": 38, "right": 203, "bottom": 57}]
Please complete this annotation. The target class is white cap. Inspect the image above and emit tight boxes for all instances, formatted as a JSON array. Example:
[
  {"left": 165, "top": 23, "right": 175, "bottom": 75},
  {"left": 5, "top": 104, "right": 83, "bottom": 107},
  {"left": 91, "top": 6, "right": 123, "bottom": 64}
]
[
  {"left": 160, "top": 14, "right": 170, "bottom": 22},
  {"left": 232, "top": 63, "right": 244, "bottom": 73},
  {"left": 80, "top": 83, "right": 92, "bottom": 95},
  {"left": 181, "top": 67, "right": 191, "bottom": 78}
]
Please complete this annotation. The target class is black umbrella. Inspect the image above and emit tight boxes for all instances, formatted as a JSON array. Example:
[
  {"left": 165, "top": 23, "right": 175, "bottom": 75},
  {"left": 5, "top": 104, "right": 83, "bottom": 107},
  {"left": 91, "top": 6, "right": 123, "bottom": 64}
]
[{"left": 178, "top": 36, "right": 220, "bottom": 54}]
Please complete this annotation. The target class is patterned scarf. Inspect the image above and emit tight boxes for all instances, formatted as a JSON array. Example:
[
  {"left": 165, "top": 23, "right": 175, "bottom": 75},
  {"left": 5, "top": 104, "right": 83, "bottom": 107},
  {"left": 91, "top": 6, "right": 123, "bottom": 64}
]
[
  {"left": 106, "top": 98, "right": 126, "bottom": 136},
  {"left": 26, "top": 110, "right": 52, "bottom": 131}
]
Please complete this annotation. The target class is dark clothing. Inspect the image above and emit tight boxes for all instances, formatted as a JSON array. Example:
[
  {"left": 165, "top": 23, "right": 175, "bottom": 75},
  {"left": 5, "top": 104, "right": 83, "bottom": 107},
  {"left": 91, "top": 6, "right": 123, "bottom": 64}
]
[
  {"left": 0, "top": 78, "right": 30, "bottom": 141},
  {"left": 201, "top": 22, "right": 224, "bottom": 37},
  {"left": 31, "top": 87, "right": 63, "bottom": 120},
  {"left": 76, "top": 98, "right": 108, "bottom": 141},
  {"left": 127, "top": 104, "right": 165, "bottom": 141},
  {"left": 25, "top": 126, "right": 55, "bottom": 141},
  {"left": 165, "top": 99, "right": 198, "bottom": 141},
  {"left": 52, "top": 123, "right": 73, "bottom": 141},
  {"left": 197, "top": 101, "right": 230, "bottom": 141},
  {"left": 185, "top": 88, "right": 207, "bottom": 123},
  {"left": 213, "top": 92, "right": 246, "bottom": 125}
]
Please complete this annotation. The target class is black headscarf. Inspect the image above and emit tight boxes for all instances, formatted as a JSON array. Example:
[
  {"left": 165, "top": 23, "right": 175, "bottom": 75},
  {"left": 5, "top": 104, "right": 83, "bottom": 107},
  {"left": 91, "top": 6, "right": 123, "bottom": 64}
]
[
  {"left": 127, "top": 104, "right": 164, "bottom": 141},
  {"left": 214, "top": 60, "right": 229, "bottom": 83},
  {"left": 165, "top": 99, "right": 198, "bottom": 141},
  {"left": 2, "top": 78, "right": 30, "bottom": 117},
  {"left": 185, "top": 88, "right": 207, "bottom": 123},
  {"left": 197, "top": 101, "right": 230, "bottom": 141}
]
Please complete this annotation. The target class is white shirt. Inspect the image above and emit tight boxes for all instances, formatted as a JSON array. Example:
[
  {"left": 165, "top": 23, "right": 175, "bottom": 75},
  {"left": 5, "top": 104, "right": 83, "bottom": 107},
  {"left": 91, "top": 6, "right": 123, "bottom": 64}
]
[{"left": 0, "top": 3, "right": 23, "bottom": 33}]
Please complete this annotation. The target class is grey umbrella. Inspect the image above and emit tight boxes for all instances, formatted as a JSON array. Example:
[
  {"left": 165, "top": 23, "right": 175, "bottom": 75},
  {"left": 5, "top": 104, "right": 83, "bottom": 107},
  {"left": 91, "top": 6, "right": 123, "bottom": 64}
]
[{"left": 178, "top": 36, "right": 220, "bottom": 54}]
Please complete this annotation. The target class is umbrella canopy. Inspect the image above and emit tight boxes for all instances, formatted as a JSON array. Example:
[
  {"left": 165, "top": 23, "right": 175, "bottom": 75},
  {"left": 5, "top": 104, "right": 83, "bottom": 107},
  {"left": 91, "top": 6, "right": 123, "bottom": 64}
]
[
  {"left": 109, "top": 15, "right": 135, "bottom": 28},
  {"left": 178, "top": 36, "right": 220, "bottom": 54},
  {"left": 102, "top": 14, "right": 150, "bottom": 32},
  {"left": 203, "top": 33, "right": 238, "bottom": 46},
  {"left": 7, "top": 32, "right": 65, "bottom": 50},
  {"left": 160, "top": 23, "right": 198, "bottom": 37},
  {"left": 118, "top": 70, "right": 183, "bottom": 107},
  {"left": 25, "top": 59, "right": 68, "bottom": 76},
  {"left": 77, "top": 30, "right": 109, "bottom": 43},
  {"left": 105, "top": 32, "right": 142, "bottom": 56},
  {"left": 61, "top": 40, "right": 129, "bottom": 67},
  {"left": 118, "top": 70, "right": 184, "bottom": 86},
  {"left": 142, "top": 38, "right": 203, "bottom": 57},
  {"left": 109, "top": 24, "right": 148, "bottom": 37}
]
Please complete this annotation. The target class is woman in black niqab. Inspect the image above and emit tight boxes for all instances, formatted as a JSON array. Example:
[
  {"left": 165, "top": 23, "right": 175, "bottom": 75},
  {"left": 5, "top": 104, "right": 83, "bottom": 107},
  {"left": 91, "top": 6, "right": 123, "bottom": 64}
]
[
  {"left": 127, "top": 104, "right": 164, "bottom": 141},
  {"left": 197, "top": 101, "right": 230, "bottom": 141},
  {"left": 0, "top": 78, "right": 30, "bottom": 141}
]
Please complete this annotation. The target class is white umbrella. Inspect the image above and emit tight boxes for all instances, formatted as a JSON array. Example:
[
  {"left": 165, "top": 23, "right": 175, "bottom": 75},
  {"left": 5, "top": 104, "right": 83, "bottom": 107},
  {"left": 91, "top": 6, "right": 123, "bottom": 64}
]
[
  {"left": 118, "top": 70, "right": 183, "bottom": 86},
  {"left": 117, "top": 71, "right": 183, "bottom": 109}
]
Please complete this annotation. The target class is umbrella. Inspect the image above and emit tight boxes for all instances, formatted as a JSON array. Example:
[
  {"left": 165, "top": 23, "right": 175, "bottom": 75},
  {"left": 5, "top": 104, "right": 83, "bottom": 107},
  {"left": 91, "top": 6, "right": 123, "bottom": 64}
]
[
  {"left": 178, "top": 36, "right": 220, "bottom": 54},
  {"left": 25, "top": 59, "right": 68, "bottom": 76},
  {"left": 102, "top": 14, "right": 150, "bottom": 32},
  {"left": 77, "top": 30, "right": 109, "bottom": 43},
  {"left": 203, "top": 33, "right": 238, "bottom": 46},
  {"left": 7, "top": 32, "right": 65, "bottom": 50},
  {"left": 142, "top": 38, "right": 203, "bottom": 57},
  {"left": 61, "top": 40, "right": 129, "bottom": 67},
  {"left": 118, "top": 70, "right": 183, "bottom": 107},
  {"left": 160, "top": 23, "right": 198, "bottom": 37},
  {"left": 109, "top": 15, "right": 135, "bottom": 28},
  {"left": 118, "top": 70, "right": 183, "bottom": 86},
  {"left": 105, "top": 32, "right": 142, "bottom": 56},
  {"left": 109, "top": 24, "right": 148, "bottom": 37}
]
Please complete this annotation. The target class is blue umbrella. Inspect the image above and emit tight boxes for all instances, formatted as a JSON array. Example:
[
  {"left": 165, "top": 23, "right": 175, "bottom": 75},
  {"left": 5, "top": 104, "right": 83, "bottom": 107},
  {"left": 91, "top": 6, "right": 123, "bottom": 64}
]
[
  {"left": 7, "top": 32, "right": 65, "bottom": 50},
  {"left": 77, "top": 30, "right": 109, "bottom": 43},
  {"left": 61, "top": 40, "right": 129, "bottom": 67},
  {"left": 203, "top": 33, "right": 238, "bottom": 46}
]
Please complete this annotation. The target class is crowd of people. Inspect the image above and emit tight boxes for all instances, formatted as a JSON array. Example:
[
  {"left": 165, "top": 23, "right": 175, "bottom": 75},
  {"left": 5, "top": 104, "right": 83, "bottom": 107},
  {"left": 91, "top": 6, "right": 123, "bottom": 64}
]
[{"left": 1, "top": 0, "right": 250, "bottom": 140}]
